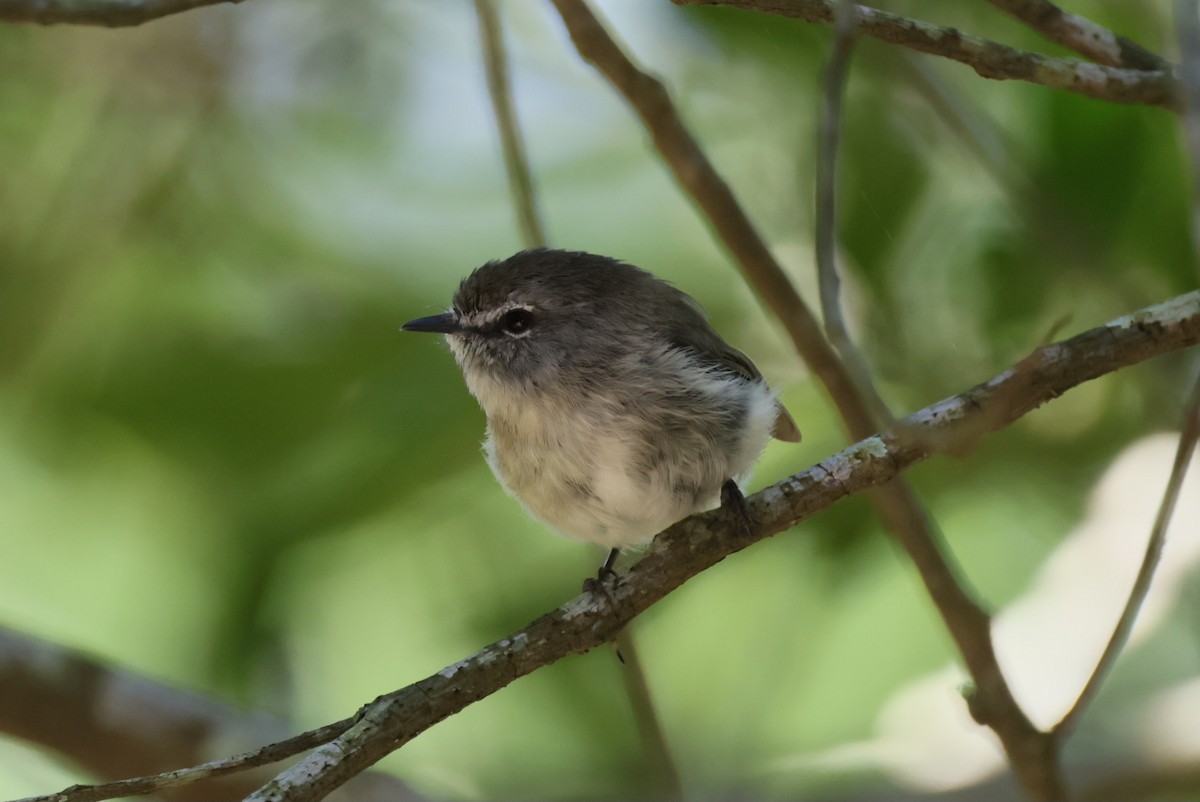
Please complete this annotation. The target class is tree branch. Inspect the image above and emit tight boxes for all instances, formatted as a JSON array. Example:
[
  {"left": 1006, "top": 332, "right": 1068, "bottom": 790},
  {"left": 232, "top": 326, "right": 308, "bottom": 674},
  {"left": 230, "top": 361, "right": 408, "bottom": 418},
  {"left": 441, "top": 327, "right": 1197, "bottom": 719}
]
[
  {"left": 1050, "top": 0, "right": 1200, "bottom": 744},
  {"left": 244, "top": 291, "right": 1200, "bottom": 801},
  {"left": 985, "top": 0, "right": 1171, "bottom": 71},
  {"left": 0, "top": 627, "right": 414, "bottom": 802},
  {"left": 474, "top": 0, "right": 548, "bottom": 250},
  {"left": 548, "top": 0, "right": 873, "bottom": 435},
  {"left": 1054, "top": 373, "right": 1200, "bottom": 739},
  {"left": 546, "top": 2, "right": 1068, "bottom": 796},
  {"left": 475, "top": 3, "right": 683, "bottom": 794},
  {"left": 0, "top": 0, "right": 245, "bottom": 27},
  {"left": 673, "top": 0, "right": 1179, "bottom": 108},
  {"left": 815, "top": 0, "right": 892, "bottom": 424},
  {"left": 1050, "top": 0, "right": 1200, "bottom": 741}
]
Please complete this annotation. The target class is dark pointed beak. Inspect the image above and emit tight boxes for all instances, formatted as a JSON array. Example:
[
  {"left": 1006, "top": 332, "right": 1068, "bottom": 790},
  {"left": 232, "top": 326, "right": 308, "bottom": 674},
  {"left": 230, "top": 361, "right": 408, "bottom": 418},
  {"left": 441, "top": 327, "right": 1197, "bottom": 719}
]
[{"left": 401, "top": 313, "right": 461, "bottom": 334}]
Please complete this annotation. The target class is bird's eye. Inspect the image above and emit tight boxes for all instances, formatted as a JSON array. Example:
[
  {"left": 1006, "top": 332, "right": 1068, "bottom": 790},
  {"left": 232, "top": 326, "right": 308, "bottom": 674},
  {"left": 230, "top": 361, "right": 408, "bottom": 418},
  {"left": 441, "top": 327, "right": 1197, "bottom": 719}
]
[{"left": 501, "top": 308, "right": 534, "bottom": 334}]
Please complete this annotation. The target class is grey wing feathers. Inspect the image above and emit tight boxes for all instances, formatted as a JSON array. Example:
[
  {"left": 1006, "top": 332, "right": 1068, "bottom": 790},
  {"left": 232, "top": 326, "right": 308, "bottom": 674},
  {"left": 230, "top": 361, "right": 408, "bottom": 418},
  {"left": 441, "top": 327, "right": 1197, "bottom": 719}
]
[
  {"left": 717, "top": 341, "right": 802, "bottom": 442},
  {"left": 665, "top": 293, "right": 802, "bottom": 443}
]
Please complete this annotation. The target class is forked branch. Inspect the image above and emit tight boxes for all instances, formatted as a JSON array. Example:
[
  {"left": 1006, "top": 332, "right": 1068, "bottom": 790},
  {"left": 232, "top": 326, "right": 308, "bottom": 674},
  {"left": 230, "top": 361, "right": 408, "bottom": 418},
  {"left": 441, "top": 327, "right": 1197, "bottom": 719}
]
[
  {"left": 674, "top": 0, "right": 1178, "bottom": 108},
  {"left": 236, "top": 290, "right": 1199, "bottom": 802}
]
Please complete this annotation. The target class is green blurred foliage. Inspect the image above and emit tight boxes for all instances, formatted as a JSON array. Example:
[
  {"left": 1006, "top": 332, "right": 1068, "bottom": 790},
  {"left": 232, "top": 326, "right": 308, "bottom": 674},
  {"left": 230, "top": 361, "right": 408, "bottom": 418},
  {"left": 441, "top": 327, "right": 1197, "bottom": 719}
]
[{"left": 0, "top": 0, "right": 1197, "bottom": 799}]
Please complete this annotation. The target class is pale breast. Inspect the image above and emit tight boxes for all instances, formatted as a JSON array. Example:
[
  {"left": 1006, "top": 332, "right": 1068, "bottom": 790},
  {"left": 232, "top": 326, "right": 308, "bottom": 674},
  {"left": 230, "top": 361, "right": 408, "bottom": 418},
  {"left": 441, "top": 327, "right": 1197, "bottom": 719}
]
[
  {"left": 476, "top": 370, "right": 777, "bottom": 549},
  {"left": 483, "top": 409, "right": 688, "bottom": 547}
]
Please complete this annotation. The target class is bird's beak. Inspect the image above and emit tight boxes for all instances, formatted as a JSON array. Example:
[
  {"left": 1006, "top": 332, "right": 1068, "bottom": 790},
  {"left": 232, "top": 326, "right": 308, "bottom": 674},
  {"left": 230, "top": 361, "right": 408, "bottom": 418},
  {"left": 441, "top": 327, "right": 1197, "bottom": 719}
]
[{"left": 401, "top": 313, "right": 461, "bottom": 334}]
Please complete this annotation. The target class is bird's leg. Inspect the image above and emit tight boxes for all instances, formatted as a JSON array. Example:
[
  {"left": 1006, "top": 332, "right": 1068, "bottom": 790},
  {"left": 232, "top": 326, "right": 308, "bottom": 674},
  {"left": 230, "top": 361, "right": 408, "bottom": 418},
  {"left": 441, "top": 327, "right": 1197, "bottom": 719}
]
[
  {"left": 601, "top": 547, "right": 620, "bottom": 576},
  {"left": 720, "top": 479, "right": 753, "bottom": 537},
  {"left": 578, "top": 550, "right": 625, "bottom": 662},
  {"left": 583, "top": 547, "right": 622, "bottom": 596}
]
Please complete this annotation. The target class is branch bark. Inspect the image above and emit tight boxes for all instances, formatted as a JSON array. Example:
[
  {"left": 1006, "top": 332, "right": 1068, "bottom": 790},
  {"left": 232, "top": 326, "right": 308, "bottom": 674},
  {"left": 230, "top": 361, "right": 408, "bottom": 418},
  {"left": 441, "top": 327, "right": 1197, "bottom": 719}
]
[
  {"left": 546, "top": 2, "right": 1058, "bottom": 796},
  {"left": 814, "top": 0, "right": 893, "bottom": 424},
  {"left": 243, "top": 291, "right": 1200, "bottom": 802},
  {"left": 0, "top": 627, "right": 415, "bottom": 802},
  {"left": 673, "top": 0, "right": 1179, "bottom": 108},
  {"left": 1054, "top": 374, "right": 1200, "bottom": 739},
  {"left": 0, "top": 0, "right": 245, "bottom": 26},
  {"left": 1050, "top": 0, "right": 1200, "bottom": 741},
  {"left": 985, "top": 0, "right": 1171, "bottom": 71}
]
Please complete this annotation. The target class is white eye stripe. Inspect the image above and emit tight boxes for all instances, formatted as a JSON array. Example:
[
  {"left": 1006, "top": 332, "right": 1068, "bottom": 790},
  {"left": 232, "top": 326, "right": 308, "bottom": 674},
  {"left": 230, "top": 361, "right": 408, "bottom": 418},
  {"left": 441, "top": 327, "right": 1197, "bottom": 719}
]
[
  {"left": 463, "top": 303, "right": 535, "bottom": 329},
  {"left": 486, "top": 303, "right": 534, "bottom": 324}
]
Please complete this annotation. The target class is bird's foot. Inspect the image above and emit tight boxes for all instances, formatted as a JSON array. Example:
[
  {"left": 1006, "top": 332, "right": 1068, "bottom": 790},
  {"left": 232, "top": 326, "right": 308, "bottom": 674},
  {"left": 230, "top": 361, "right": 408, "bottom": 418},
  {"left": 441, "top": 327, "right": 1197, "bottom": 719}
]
[{"left": 582, "top": 548, "right": 622, "bottom": 600}]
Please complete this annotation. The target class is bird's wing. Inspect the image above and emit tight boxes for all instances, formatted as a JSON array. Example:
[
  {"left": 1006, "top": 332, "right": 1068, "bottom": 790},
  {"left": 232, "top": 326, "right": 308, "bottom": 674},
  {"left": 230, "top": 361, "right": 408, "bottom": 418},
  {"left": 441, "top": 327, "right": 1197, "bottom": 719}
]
[
  {"left": 666, "top": 297, "right": 802, "bottom": 443},
  {"left": 703, "top": 340, "right": 802, "bottom": 443}
]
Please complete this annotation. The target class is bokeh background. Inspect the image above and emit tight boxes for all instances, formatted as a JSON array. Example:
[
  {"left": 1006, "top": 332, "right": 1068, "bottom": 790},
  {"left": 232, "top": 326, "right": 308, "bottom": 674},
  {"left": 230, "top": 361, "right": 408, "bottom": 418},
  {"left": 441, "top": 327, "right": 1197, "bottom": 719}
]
[{"left": 1, "top": 0, "right": 1198, "bottom": 799}]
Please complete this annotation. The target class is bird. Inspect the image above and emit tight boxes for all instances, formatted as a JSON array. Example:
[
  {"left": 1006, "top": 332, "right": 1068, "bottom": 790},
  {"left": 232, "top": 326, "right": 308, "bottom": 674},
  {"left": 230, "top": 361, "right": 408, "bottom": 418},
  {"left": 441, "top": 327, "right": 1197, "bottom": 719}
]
[{"left": 402, "top": 248, "right": 800, "bottom": 574}]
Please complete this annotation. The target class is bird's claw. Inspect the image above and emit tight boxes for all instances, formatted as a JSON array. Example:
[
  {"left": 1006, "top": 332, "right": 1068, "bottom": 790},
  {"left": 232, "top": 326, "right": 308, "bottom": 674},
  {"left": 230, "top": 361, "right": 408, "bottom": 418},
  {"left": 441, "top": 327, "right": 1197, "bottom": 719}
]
[{"left": 582, "top": 563, "right": 621, "bottom": 601}]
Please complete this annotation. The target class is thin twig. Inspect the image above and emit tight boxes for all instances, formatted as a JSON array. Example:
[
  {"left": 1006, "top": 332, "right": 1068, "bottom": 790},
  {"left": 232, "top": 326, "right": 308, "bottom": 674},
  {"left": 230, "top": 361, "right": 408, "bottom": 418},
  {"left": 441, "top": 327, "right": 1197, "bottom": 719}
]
[
  {"left": 985, "top": 0, "right": 1171, "bottom": 71},
  {"left": 815, "top": 0, "right": 892, "bottom": 425},
  {"left": 815, "top": 0, "right": 854, "bottom": 335},
  {"left": 474, "top": 0, "right": 547, "bottom": 249},
  {"left": 0, "top": 626, "right": 417, "bottom": 802},
  {"left": 474, "top": 3, "right": 680, "bottom": 790},
  {"left": 0, "top": 0, "right": 245, "bottom": 26},
  {"left": 546, "top": 2, "right": 1063, "bottom": 797},
  {"left": 613, "top": 631, "right": 686, "bottom": 800},
  {"left": 16, "top": 717, "right": 356, "bottom": 802},
  {"left": 1054, "top": 372, "right": 1200, "bottom": 738},
  {"left": 242, "top": 289, "right": 1200, "bottom": 802},
  {"left": 673, "top": 0, "right": 1178, "bottom": 109},
  {"left": 551, "top": 0, "right": 872, "bottom": 437},
  {"left": 1178, "top": 0, "right": 1200, "bottom": 278},
  {"left": 32, "top": 298, "right": 1200, "bottom": 802},
  {"left": 1052, "top": 0, "right": 1200, "bottom": 741}
]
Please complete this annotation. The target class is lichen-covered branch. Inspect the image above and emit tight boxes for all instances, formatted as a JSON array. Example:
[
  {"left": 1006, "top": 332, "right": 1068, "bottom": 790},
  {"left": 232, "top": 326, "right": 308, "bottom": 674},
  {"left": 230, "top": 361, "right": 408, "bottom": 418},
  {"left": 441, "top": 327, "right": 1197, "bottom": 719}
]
[
  {"left": 548, "top": 2, "right": 1059, "bottom": 797},
  {"left": 246, "top": 291, "right": 1200, "bottom": 802},
  {"left": 546, "top": 2, "right": 1061, "bottom": 796},
  {"left": 674, "top": 0, "right": 1178, "bottom": 108},
  {"left": 985, "top": 0, "right": 1171, "bottom": 71},
  {"left": 1, "top": 627, "right": 415, "bottom": 802}
]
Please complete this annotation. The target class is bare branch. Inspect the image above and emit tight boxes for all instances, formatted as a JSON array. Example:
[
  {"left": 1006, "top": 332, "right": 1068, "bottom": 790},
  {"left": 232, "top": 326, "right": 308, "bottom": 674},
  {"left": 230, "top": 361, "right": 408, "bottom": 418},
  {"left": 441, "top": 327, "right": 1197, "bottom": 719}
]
[
  {"left": 815, "top": 0, "right": 855, "bottom": 342},
  {"left": 475, "top": 0, "right": 548, "bottom": 249},
  {"left": 15, "top": 721, "right": 355, "bottom": 802},
  {"left": 985, "top": 0, "right": 1171, "bottom": 71},
  {"left": 1054, "top": 373, "right": 1200, "bottom": 739},
  {"left": 550, "top": 0, "right": 874, "bottom": 437},
  {"left": 0, "top": 627, "right": 414, "bottom": 802},
  {"left": 247, "top": 291, "right": 1200, "bottom": 801},
  {"left": 1178, "top": 0, "right": 1200, "bottom": 278},
  {"left": 612, "top": 631, "right": 685, "bottom": 799},
  {"left": 815, "top": 0, "right": 892, "bottom": 424},
  {"left": 546, "top": 2, "right": 1059, "bottom": 796},
  {"left": 0, "top": 0, "right": 245, "bottom": 27},
  {"left": 673, "top": 0, "right": 1178, "bottom": 109},
  {"left": 475, "top": 4, "right": 680, "bottom": 790},
  {"left": 1050, "top": 0, "right": 1200, "bottom": 742}
]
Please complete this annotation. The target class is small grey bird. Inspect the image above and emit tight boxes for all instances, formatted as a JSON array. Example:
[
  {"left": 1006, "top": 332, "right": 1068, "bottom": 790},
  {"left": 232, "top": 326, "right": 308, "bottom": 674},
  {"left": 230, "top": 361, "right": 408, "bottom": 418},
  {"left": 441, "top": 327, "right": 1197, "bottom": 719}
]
[{"left": 403, "top": 248, "right": 800, "bottom": 571}]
